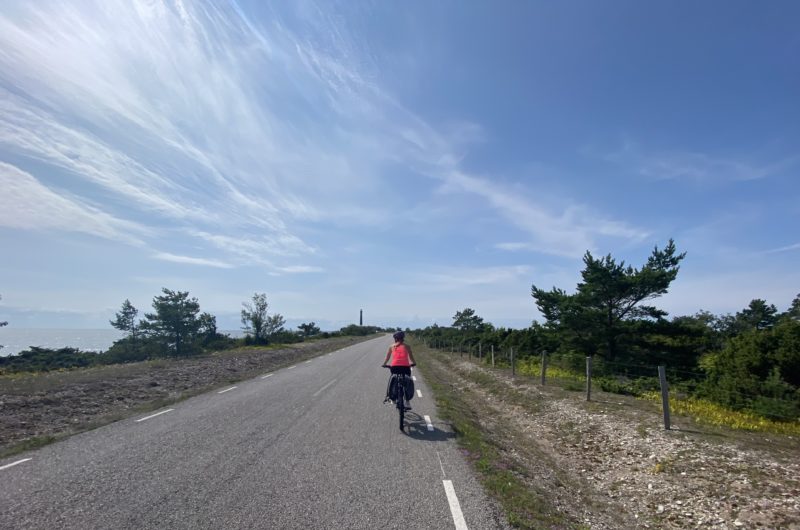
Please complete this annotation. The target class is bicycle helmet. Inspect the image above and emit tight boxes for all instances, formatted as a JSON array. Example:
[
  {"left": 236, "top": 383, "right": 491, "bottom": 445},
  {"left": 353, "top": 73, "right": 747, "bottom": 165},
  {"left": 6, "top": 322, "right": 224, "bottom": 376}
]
[{"left": 392, "top": 330, "right": 405, "bottom": 342}]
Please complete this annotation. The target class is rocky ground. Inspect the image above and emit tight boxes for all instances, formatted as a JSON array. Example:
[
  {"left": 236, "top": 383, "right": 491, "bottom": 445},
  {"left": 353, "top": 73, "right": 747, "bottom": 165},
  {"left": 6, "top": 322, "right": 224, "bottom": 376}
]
[
  {"left": 438, "top": 353, "right": 800, "bottom": 529},
  {"left": 0, "top": 336, "right": 371, "bottom": 456}
]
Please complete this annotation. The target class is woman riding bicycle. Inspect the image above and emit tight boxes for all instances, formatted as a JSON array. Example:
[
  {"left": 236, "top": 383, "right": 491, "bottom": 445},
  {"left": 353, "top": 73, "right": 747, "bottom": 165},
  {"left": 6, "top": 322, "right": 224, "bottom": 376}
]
[{"left": 382, "top": 331, "right": 417, "bottom": 405}]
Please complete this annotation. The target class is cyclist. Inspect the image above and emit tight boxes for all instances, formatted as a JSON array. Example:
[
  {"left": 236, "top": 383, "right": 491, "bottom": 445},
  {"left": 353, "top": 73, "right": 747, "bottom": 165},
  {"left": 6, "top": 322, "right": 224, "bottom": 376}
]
[{"left": 382, "top": 330, "right": 417, "bottom": 408}]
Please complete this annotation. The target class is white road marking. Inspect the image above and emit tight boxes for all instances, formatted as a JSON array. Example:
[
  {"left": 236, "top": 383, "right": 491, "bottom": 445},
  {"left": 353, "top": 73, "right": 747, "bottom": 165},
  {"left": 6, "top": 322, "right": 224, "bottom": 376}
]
[
  {"left": 136, "top": 409, "right": 175, "bottom": 422},
  {"left": 436, "top": 451, "right": 447, "bottom": 478},
  {"left": 443, "top": 480, "right": 468, "bottom": 529},
  {"left": 261, "top": 373, "right": 274, "bottom": 379},
  {"left": 312, "top": 379, "right": 337, "bottom": 397},
  {"left": 424, "top": 415, "right": 434, "bottom": 431},
  {"left": 0, "top": 458, "right": 32, "bottom": 471},
  {"left": 288, "top": 365, "right": 296, "bottom": 370},
  {"left": 417, "top": 390, "right": 423, "bottom": 398},
  {"left": 218, "top": 386, "right": 237, "bottom": 394},
  {"left": 304, "top": 360, "right": 312, "bottom": 364},
  {"left": 412, "top": 376, "right": 417, "bottom": 381}
]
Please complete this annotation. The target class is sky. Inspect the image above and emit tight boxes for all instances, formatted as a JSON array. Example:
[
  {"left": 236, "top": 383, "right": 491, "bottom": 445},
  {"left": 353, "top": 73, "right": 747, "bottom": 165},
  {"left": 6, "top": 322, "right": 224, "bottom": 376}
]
[{"left": 0, "top": 0, "right": 798, "bottom": 331}]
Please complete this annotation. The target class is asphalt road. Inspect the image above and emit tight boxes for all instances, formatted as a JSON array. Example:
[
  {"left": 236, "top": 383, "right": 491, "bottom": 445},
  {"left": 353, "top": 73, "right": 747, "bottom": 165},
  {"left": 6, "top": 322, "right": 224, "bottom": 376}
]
[{"left": 0, "top": 336, "right": 509, "bottom": 529}]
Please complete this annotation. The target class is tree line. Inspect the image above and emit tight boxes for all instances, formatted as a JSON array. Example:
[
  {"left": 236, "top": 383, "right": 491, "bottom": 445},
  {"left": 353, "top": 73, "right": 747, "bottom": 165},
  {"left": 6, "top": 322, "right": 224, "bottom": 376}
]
[
  {"left": 0, "top": 289, "right": 389, "bottom": 373},
  {"left": 412, "top": 240, "right": 800, "bottom": 422}
]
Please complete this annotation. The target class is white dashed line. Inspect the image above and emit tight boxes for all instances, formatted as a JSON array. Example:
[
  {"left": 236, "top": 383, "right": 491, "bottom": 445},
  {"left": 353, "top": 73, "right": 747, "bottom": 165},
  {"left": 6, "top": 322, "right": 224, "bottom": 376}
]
[
  {"left": 0, "top": 458, "right": 32, "bottom": 471},
  {"left": 288, "top": 365, "right": 296, "bottom": 370},
  {"left": 136, "top": 409, "right": 174, "bottom": 422},
  {"left": 312, "top": 379, "right": 337, "bottom": 397},
  {"left": 443, "top": 480, "right": 468, "bottom": 530},
  {"left": 261, "top": 373, "right": 274, "bottom": 379},
  {"left": 424, "top": 415, "right": 434, "bottom": 431},
  {"left": 218, "top": 386, "right": 237, "bottom": 394},
  {"left": 304, "top": 360, "right": 312, "bottom": 364},
  {"left": 412, "top": 376, "right": 417, "bottom": 381},
  {"left": 417, "top": 390, "right": 422, "bottom": 398}
]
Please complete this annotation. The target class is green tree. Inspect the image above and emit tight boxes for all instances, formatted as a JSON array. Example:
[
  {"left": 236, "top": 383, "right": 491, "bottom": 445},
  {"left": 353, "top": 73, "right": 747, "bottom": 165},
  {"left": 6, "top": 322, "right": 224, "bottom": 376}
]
[
  {"left": 241, "top": 293, "right": 270, "bottom": 344},
  {"left": 452, "top": 308, "right": 485, "bottom": 332},
  {"left": 532, "top": 239, "right": 686, "bottom": 361},
  {"left": 141, "top": 288, "right": 202, "bottom": 357},
  {"left": 700, "top": 318, "right": 800, "bottom": 420},
  {"left": 298, "top": 322, "right": 321, "bottom": 337},
  {"left": 781, "top": 293, "right": 800, "bottom": 322},
  {"left": 737, "top": 299, "right": 778, "bottom": 331},
  {"left": 110, "top": 299, "right": 139, "bottom": 340},
  {"left": 264, "top": 313, "right": 286, "bottom": 337}
]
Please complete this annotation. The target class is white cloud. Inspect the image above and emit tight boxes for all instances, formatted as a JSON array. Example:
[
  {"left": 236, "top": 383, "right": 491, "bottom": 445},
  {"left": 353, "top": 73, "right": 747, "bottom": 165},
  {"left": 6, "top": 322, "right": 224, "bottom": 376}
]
[
  {"left": 661, "top": 268, "right": 800, "bottom": 317},
  {"left": 0, "top": 161, "right": 146, "bottom": 244},
  {"left": 275, "top": 265, "right": 324, "bottom": 274},
  {"left": 603, "top": 141, "right": 797, "bottom": 183},
  {"left": 766, "top": 242, "right": 800, "bottom": 254},
  {"left": 417, "top": 265, "right": 532, "bottom": 291},
  {"left": 495, "top": 242, "right": 532, "bottom": 251},
  {"left": 441, "top": 171, "right": 648, "bottom": 257},
  {"left": 152, "top": 252, "right": 233, "bottom": 269}
]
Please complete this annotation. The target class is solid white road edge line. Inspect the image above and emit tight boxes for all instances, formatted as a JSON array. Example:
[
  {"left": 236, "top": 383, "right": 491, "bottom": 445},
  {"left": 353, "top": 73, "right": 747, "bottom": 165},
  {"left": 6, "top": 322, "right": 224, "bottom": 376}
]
[
  {"left": 136, "top": 409, "right": 175, "bottom": 422},
  {"left": 443, "top": 480, "right": 469, "bottom": 530},
  {"left": 312, "top": 379, "right": 338, "bottom": 397},
  {"left": 417, "top": 390, "right": 422, "bottom": 397},
  {"left": 0, "top": 458, "right": 32, "bottom": 471},
  {"left": 424, "top": 415, "right": 434, "bottom": 431},
  {"left": 261, "top": 373, "right": 274, "bottom": 379},
  {"left": 218, "top": 386, "right": 237, "bottom": 394}
]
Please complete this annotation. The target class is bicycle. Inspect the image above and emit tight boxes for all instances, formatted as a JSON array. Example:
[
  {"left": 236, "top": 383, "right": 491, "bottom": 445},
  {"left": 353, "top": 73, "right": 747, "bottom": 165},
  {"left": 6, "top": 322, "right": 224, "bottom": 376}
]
[{"left": 383, "top": 365, "right": 415, "bottom": 431}]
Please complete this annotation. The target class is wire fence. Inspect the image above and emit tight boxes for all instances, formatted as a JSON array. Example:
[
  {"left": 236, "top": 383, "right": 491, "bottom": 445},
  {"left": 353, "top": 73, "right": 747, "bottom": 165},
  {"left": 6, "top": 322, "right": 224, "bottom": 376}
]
[{"left": 416, "top": 336, "right": 800, "bottom": 428}]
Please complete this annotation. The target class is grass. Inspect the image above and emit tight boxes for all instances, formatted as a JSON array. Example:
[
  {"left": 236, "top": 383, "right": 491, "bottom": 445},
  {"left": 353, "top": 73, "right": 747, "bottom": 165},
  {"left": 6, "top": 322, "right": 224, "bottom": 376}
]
[
  {"left": 415, "top": 343, "right": 583, "bottom": 529},
  {"left": 509, "top": 354, "right": 800, "bottom": 436},
  {"left": 640, "top": 392, "right": 800, "bottom": 436}
]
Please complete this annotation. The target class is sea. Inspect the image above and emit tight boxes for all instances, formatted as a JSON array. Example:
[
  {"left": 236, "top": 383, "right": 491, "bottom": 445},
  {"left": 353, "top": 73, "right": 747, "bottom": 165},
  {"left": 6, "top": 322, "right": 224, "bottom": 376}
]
[{"left": 0, "top": 329, "right": 245, "bottom": 357}]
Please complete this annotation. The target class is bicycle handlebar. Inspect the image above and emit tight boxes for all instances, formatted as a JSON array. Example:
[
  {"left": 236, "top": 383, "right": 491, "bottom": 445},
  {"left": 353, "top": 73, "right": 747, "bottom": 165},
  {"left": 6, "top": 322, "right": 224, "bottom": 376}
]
[{"left": 382, "top": 364, "right": 416, "bottom": 367}]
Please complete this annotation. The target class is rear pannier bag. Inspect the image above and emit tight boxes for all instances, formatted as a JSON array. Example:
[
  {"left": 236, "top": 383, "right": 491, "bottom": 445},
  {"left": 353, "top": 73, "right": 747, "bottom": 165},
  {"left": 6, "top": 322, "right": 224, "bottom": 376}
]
[{"left": 389, "top": 374, "right": 414, "bottom": 401}]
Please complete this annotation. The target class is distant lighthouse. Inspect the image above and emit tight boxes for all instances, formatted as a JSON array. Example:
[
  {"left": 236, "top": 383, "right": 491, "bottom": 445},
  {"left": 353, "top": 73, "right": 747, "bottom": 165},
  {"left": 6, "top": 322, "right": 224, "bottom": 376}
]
[{"left": 360, "top": 309, "right": 363, "bottom": 326}]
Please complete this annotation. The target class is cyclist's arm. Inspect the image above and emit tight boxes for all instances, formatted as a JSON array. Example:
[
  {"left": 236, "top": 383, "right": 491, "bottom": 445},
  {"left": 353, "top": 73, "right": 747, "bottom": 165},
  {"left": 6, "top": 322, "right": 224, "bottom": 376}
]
[
  {"left": 407, "top": 346, "right": 417, "bottom": 366},
  {"left": 382, "top": 346, "right": 392, "bottom": 366}
]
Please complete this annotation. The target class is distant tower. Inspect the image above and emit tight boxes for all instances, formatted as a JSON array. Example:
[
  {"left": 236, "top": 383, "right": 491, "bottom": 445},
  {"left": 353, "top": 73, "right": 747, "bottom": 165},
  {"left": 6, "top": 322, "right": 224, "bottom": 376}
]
[{"left": 360, "top": 309, "right": 363, "bottom": 326}]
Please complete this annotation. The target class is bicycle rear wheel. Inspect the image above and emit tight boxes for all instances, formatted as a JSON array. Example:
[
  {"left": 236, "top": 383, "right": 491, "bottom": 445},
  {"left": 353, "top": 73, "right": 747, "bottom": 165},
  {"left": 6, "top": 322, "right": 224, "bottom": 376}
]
[{"left": 397, "top": 380, "right": 405, "bottom": 431}]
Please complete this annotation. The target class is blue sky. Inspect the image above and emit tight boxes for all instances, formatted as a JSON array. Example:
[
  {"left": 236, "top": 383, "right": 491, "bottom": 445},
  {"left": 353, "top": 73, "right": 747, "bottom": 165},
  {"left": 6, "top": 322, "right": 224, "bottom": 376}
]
[{"left": 0, "top": 0, "right": 798, "bottom": 331}]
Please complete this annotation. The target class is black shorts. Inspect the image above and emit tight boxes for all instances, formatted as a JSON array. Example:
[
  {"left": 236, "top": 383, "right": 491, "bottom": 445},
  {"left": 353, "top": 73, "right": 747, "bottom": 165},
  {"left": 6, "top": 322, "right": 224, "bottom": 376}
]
[{"left": 389, "top": 366, "right": 411, "bottom": 376}]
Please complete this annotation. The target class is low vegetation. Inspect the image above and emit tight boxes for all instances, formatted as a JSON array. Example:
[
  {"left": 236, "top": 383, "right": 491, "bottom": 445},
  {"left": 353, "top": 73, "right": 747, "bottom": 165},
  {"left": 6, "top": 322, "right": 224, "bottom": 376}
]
[
  {"left": 411, "top": 240, "right": 800, "bottom": 429},
  {"left": 0, "top": 289, "right": 390, "bottom": 375}
]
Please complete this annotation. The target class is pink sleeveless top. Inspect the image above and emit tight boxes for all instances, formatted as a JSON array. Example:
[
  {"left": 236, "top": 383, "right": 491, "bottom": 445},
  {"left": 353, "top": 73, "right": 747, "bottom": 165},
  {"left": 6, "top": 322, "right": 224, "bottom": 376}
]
[{"left": 390, "top": 344, "right": 411, "bottom": 367}]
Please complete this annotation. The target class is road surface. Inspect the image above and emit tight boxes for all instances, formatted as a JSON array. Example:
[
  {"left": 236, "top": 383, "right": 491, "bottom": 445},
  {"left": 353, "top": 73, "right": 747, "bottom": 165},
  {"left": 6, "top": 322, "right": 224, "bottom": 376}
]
[{"left": 0, "top": 335, "right": 507, "bottom": 529}]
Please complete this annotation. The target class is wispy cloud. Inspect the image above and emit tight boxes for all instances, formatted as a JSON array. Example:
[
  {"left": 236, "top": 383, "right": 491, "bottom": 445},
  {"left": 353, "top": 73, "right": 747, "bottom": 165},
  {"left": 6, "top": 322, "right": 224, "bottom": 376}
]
[
  {"left": 439, "top": 171, "right": 648, "bottom": 257},
  {"left": 275, "top": 265, "right": 324, "bottom": 274},
  {"left": 0, "top": 161, "right": 146, "bottom": 245},
  {"left": 152, "top": 252, "right": 233, "bottom": 269},
  {"left": 601, "top": 141, "right": 797, "bottom": 183},
  {"left": 766, "top": 242, "right": 800, "bottom": 254},
  {"left": 417, "top": 265, "right": 532, "bottom": 291}
]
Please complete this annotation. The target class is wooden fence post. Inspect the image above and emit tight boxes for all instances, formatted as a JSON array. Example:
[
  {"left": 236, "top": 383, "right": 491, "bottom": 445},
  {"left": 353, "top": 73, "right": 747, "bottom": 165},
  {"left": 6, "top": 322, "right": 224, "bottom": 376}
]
[
  {"left": 479, "top": 342, "right": 482, "bottom": 360},
  {"left": 541, "top": 350, "right": 547, "bottom": 385},
  {"left": 658, "top": 365, "right": 671, "bottom": 430},
  {"left": 511, "top": 347, "right": 515, "bottom": 378},
  {"left": 586, "top": 356, "right": 593, "bottom": 401},
  {"left": 491, "top": 345, "right": 495, "bottom": 367}
]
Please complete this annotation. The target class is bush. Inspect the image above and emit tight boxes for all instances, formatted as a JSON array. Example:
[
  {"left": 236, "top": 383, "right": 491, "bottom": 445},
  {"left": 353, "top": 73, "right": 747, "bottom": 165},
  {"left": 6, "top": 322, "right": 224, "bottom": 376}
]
[{"left": 0, "top": 347, "right": 97, "bottom": 373}]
